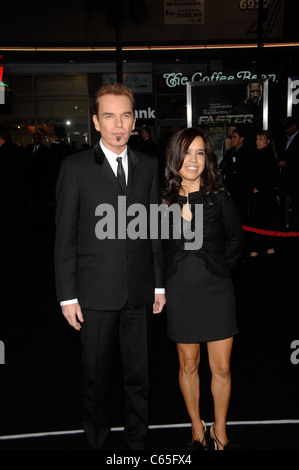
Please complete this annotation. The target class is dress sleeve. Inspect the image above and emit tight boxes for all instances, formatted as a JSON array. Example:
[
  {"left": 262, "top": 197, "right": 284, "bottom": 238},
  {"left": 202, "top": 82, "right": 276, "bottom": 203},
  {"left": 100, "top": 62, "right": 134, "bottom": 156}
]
[{"left": 220, "top": 190, "right": 244, "bottom": 268}]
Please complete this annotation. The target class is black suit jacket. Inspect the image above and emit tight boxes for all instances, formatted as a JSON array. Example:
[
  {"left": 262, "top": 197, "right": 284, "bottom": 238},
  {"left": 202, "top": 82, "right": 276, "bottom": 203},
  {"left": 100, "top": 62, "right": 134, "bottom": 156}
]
[
  {"left": 54, "top": 143, "right": 165, "bottom": 311},
  {"left": 282, "top": 132, "right": 299, "bottom": 188},
  {"left": 219, "top": 145, "right": 251, "bottom": 198},
  {"left": 164, "top": 190, "right": 244, "bottom": 281},
  {"left": 25, "top": 143, "right": 51, "bottom": 181}
]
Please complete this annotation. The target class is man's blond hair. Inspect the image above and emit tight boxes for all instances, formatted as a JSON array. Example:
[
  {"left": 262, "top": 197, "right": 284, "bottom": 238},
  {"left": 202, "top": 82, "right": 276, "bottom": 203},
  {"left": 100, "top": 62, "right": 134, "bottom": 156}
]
[{"left": 94, "top": 83, "right": 135, "bottom": 115}]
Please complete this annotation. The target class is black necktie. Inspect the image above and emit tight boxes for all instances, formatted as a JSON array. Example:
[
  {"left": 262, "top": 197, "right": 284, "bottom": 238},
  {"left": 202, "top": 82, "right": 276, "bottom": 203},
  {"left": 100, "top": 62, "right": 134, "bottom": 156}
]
[{"left": 116, "top": 157, "right": 126, "bottom": 193}]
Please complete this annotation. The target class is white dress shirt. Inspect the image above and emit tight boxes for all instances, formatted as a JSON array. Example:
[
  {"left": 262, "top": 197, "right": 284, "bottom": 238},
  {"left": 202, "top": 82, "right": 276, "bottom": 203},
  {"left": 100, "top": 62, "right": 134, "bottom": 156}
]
[
  {"left": 60, "top": 140, "right": 164, "bottom": 306},
  {"left": 100, "top": 140, "right": 128, "bottom": 183}
]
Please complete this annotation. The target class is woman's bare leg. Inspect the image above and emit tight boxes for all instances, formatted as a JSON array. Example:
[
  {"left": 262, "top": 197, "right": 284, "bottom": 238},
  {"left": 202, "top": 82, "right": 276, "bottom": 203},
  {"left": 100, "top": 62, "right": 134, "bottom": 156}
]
[
  {"left": 176, "top": 343, "right": 206, "bottom": 442},
  {"left": 207, "top": 337, "right": 234, "bottom": 448}
]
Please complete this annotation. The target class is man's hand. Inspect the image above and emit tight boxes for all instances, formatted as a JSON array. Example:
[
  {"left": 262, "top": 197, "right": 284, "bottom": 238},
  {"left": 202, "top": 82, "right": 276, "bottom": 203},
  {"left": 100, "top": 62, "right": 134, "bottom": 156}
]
[
  {"left": 153, "top": 293, "right": 166, "bottom": 314},
  {"left": 61, "top": 302, "right": 84, "bottom": 331}
]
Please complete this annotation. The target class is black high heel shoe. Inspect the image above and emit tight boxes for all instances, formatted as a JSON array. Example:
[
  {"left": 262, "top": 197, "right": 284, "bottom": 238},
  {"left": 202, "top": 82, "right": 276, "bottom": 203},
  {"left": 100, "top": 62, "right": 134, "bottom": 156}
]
[
  {"left": 187, "top": 420, "right": 209, "bottom": 451},
  {"left": 210, "top": 424, "right": 239, "bottom": 450}
]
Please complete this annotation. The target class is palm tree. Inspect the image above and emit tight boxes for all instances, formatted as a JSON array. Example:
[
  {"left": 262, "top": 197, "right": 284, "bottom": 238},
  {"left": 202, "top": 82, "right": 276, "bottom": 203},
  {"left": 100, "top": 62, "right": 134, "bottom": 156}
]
[{"left": 81, "top": 0, "right": 148, "bottom": 82}]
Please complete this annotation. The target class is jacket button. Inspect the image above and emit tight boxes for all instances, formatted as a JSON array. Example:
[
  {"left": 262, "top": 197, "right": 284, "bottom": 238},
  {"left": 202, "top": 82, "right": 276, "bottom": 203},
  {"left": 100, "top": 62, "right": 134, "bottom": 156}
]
[{"left": 126, "top": 253, "right": 132, "bottom": 259}]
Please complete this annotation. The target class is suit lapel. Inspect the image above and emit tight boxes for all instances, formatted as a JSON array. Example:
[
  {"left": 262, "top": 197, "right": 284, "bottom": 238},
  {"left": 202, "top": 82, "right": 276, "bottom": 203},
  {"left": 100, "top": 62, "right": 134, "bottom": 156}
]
[
  {"left": 93, "top": 143, "right": 123, "bottom": 193},
  {"left": 126, "top": 147, "right": 140, "bottom": 200},
  {"left": 94, "top": 143, "right": 140, "bottom": 198}
]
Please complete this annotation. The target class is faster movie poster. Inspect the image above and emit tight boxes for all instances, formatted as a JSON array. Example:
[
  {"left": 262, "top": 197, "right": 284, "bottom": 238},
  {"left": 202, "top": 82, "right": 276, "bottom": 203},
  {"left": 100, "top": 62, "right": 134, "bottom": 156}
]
[{"left": 187, "top": 80, "right": 268, "bottom": 162}]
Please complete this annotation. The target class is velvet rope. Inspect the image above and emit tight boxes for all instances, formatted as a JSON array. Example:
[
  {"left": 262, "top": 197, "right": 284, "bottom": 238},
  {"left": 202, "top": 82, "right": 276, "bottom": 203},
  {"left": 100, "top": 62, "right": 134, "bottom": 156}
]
[{"left": 242, "top": 225, "right": 299, "bottom": 237}]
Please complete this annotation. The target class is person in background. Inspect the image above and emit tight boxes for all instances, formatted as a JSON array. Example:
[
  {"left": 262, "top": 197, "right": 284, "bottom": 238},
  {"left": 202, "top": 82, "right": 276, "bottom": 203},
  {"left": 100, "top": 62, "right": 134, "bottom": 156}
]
[
  {"left": 141, "top": 126, "right": 159, "bottom": 156},
  {"left": 248, "top": 130, "right": 278, "bottom": 258},
  {"left": 277, "top": 116, "right": 299, "bottom": 230},
  {"left": 0, "top": 126, "right": 24, "bottom": 255},
  {"left": 25, "top": 132, "right": 52, "bottom": 213},
  {"left": 219, "top": 126, "right": 251, "bottom": 223}
]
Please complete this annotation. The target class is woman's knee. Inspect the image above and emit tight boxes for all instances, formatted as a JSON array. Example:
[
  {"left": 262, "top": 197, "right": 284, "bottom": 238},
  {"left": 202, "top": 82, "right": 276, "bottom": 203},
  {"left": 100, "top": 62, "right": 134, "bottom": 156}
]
[
  {"left": 179, "top": 352, "right": 200, "bottom": 375},
  {"left": 207, "top": 338, "right": 233, "bottom": 380},
  {"left": 211, "top": 362, "right": 231, "bottom": 380}
]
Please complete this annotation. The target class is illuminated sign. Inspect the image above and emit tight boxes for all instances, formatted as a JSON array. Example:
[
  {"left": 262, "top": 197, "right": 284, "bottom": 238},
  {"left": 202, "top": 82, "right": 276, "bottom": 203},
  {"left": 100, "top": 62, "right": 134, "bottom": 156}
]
[
  {"left": 164, "top": 0, "right": 204, "bottom": 25},
  {"left": 163, "top": 70, "right": 277, "bottom": 88},
  {"left": 102, "top": 73, "right": 153, "bottom": 93},
  {"left": 239, "top": 0, "right": 271, "bottom": 10},
  {"left": 0, "top": 66, "right": 8, "bottom": 105},
  {"left": 287, "top": 77, "right": 299, "bottom": 116},
  {"left": 134, "top": 95, "right": 156, "bottom": 120}
]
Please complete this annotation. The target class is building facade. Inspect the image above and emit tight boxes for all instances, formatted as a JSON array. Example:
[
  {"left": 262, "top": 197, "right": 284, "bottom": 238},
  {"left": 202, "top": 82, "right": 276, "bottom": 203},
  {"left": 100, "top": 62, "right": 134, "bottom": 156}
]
[{"left": 1, "top": 0, "right": 298, "bottom": 153}]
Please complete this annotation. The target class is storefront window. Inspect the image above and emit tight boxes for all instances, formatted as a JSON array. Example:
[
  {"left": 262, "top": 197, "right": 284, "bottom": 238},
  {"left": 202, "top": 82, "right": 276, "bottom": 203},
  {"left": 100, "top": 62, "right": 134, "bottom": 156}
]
[
  {"left": 157, "top": 94, "right": 187, "bottom": 120},
  {"left": 35, "top": 95, "right": 88, "bottom": 150},
  {"left": 0, "top": 74, "right": 89, "bottom": 151},
  {"left": 8, "top": 75, "right": 33, "bottom": 95},
  {"left": 34, "top": 75, "right": 87, "bottom": 96}
]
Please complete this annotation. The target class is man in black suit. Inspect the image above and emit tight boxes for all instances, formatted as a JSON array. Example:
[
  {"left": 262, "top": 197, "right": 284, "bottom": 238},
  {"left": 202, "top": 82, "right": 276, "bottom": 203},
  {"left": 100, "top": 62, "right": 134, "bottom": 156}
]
[
  {"left": 0, "top": 126, "right": 23, "bottom": 255},
  {"left": 277, "top": 116, "right": 299, "bottom": 229},
  {"left": 140, "top": 126, "right": 158, "bottom": 156},
  {"left": 219, "top": 126, "right": 251, "bottom": 223},
  {"left": 25, "top": 132, "right": 52, "bottom": 212},
  {"left": 54, "top": 83, "right": 165, "bottom": 450}
]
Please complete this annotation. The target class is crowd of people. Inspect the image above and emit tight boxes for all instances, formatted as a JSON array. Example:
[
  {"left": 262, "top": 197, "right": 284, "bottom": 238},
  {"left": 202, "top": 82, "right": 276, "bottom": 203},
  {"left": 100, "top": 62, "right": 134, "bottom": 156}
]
[
  {"left": 0, "top": 127, "right": 91, "bottom": 255},
  {"left": 219, "top": 118, "right": 299, "bottom": 259},
  {"left": 1, "top": 83, "right": 298, "bottom": 451}
]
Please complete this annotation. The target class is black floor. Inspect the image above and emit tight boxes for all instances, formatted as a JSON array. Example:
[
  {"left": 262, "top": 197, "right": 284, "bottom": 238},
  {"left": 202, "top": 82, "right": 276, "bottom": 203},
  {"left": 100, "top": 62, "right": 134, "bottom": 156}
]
[{"left": 1, "top": 208, "right": 299, "bottom": 455}]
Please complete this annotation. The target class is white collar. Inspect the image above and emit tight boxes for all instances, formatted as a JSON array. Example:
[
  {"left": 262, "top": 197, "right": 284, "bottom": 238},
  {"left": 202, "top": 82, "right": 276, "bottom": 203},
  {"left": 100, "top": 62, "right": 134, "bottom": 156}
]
[
  {"left": 99, "top": 139, "right": 128, "bottom": 182},
  {"left": 100, "top": 139, "right": 127, "bottom": 163}
]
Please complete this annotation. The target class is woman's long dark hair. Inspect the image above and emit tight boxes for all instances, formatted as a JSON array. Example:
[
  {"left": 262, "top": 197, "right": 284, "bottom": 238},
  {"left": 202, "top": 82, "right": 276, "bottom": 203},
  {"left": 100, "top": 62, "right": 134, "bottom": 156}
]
[{"left": 162, "top": 127, "right": 223, "bottom": 206}]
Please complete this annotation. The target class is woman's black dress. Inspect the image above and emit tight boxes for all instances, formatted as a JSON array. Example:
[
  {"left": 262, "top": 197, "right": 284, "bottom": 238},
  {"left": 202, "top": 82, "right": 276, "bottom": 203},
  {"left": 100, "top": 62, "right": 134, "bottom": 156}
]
[{"left": 165, "top": 190, "right": 244, "bottom": 343}]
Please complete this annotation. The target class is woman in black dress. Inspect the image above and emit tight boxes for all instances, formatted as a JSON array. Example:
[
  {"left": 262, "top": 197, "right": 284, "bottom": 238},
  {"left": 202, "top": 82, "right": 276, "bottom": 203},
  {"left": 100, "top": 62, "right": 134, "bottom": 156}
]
[{"left": 162, "top": 127, "right": 244, "bottom": 450}]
